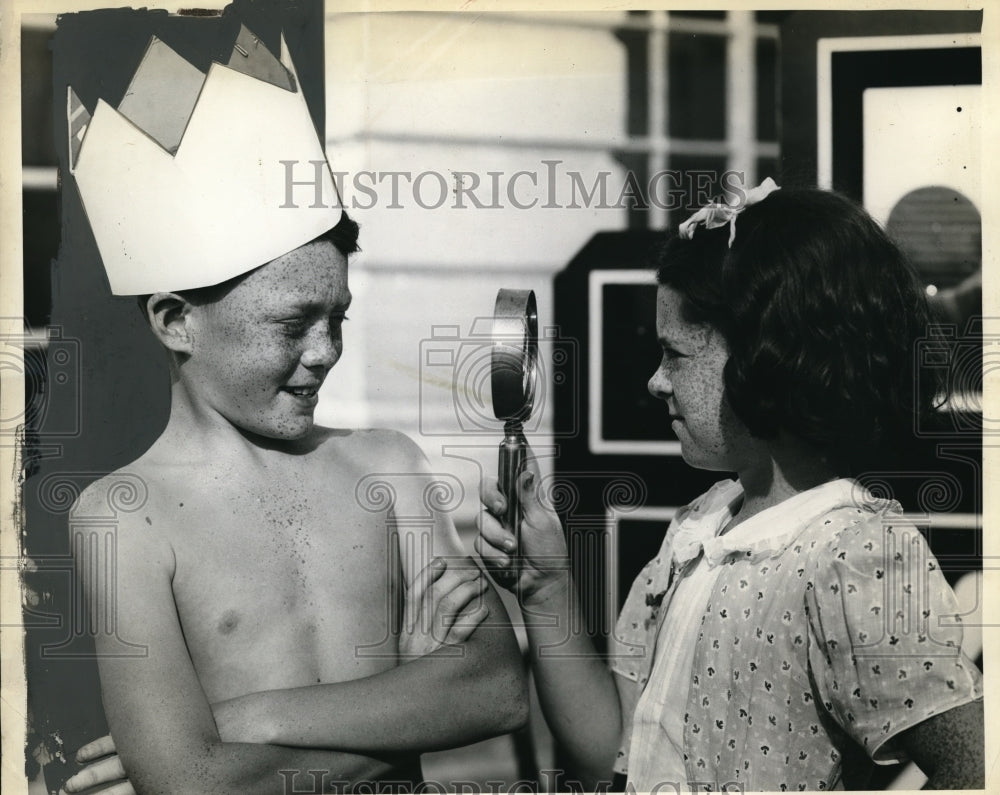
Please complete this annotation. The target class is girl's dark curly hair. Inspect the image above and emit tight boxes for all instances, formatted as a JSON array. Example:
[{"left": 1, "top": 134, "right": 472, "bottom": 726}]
[{"left": 656, "top": 188, "right": 942, "bottom": 476}]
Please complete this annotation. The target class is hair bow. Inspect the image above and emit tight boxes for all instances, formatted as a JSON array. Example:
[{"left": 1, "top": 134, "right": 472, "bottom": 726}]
[{"left": 677, "top": 177, "right": 780, "bottom": 247}]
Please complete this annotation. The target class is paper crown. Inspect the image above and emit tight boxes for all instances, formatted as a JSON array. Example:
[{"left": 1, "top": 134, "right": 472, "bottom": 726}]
[{"left": 68, "top": 25, "right": 342, "bottom": 295}]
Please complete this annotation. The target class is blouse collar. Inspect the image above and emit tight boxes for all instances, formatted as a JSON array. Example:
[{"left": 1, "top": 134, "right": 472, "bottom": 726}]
[{"left": 671, "top": 478, "right": 886, "bottom": 569}]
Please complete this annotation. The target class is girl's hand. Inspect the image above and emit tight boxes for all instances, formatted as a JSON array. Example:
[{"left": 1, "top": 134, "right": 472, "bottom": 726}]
[
  {"left": 399, "top": 557, "right": 490, "bottom": 658},
  {"left": 63, "top": 735, "right": 134, "bottom": 795},
  {"left": 475, "top": 465, "right": 571, "bottom": 606}
]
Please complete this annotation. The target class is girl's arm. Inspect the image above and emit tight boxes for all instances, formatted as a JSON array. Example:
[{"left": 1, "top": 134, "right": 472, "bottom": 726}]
[
  {"left": 804, "top": 512, "right": 984, "bottom": 791},
  {"left": 894, "top": 700, "right": 984, "bottom": 789},
  {"left": 475, "top": 468, "right": 624, "bottom": 788}
]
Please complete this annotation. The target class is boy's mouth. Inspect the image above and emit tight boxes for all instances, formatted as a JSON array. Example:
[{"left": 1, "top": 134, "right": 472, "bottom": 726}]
[{"left": 282, "top": 385, "right": 320, "bottom": 398}]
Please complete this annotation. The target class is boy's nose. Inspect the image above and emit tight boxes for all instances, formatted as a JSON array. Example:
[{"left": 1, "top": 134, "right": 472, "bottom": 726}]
[{"left": 301, "top": 327, "right": 341, "bottom": 370}]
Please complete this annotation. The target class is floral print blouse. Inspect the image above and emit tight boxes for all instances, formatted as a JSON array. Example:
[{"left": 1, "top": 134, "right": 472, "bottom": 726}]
[{"left": 610, "top": 479, "right": 983, "bottom": 791}]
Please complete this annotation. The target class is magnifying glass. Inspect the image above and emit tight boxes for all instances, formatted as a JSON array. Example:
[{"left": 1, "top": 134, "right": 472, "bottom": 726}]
[{"left": 491, "top": 289, "right": 538, "bottom": 569}]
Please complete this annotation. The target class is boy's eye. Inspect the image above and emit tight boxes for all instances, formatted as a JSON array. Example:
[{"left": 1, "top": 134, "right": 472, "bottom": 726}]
[
  {"left": 277, "top": 318, "right": 308, "bottom": 334},
  {"left": 277, "top": 314, "right": 349, "bottom": 335}
]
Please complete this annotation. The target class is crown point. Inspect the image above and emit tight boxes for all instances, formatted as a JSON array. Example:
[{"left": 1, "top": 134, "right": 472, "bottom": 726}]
[
  {"left": 118, "top": 37, "right": 205, "bottom": 153},
  {"left": 225, "top": 24, "right": 294, "bottom": 92},
  {"left": 279, "top": 33, "right": 299, "bottom": 92},
  {"left": 70, "top": 25, "right": 335, "bottom": 295},
  {"left": 67, "top": 86, "right": 91, "bottom": 173}
]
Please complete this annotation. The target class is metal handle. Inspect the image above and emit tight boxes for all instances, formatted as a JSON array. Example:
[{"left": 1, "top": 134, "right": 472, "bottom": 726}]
[{"left": 498, "top": 421, "right": 527, "bottom": 572}]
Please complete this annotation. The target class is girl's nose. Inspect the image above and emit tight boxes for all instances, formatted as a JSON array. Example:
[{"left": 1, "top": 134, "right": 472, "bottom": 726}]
[{"left": 648, "top": 367, "right": 672, "bottom": 398}]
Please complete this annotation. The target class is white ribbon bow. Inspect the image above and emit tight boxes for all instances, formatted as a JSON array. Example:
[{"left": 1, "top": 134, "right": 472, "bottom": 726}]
[{"left": 677, "top": 177, "right": 780, "bottom": 247}]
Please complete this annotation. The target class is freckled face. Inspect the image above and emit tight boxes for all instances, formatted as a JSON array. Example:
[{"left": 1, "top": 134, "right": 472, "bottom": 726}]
[
  {"left": 647, "top": 285, "right": 754, "bottom": 471},
  {"left": 185, "top": 240, "right": 350, "bottom": 440}
]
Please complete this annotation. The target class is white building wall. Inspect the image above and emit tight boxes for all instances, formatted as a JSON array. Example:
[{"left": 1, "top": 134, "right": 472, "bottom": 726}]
[{"left": 319, "top": 11, "right": 631, "bottom": 525}]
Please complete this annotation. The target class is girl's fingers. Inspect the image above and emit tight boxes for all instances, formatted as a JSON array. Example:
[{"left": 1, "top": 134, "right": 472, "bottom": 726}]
[
  {"left": 517, "top": 467, "right": 548, "bottom": 527},
  {"left": 64, "top": 755, "right": 127, "bottom": 793},
  {"left": 473, "top": 533, "right": 512, "bottom": 571},
  {"left": 75, "top": 735, "right": 117, "bottom": 763},
  {"left": 476, "top": 507, "right": 517, "bottom": 553},
  {"left": 479, "top": 477, "right": 506, "bottom": 516}
]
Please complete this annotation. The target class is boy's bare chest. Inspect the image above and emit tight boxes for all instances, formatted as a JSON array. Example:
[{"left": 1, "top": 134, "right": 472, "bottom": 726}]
[{"left": 155, "top": 470, "right": 402, "bottom": 699}]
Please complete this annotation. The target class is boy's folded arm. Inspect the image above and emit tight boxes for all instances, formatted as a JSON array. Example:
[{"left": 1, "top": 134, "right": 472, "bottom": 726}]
[
  {"left": 74, "top": 496, "right": 404, "bottom": 795},
  {"left": 215, "top": 581, "right": 527, "bottom": 752},
  {"left": 216, "top": 432, "right": 528, "bottom": 752}
]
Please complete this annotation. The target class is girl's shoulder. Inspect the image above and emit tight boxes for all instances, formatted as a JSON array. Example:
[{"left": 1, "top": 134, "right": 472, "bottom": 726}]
[{"left": 797, "top": 493, "right": 926, "bottom": 575}]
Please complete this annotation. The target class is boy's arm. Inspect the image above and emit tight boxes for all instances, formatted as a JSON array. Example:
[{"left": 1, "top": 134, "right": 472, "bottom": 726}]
[
  {"left": 894, "top": 700, "right": 984, "bottom": 789},
  {"left": 71, "top": 486, "right": 405, "bottom": 795},
  {"left": 214, "top": 433, "right": 528, "bottom": 752},
  {"left": 215, "top": 584, "right": 525, "bottom": 752}
]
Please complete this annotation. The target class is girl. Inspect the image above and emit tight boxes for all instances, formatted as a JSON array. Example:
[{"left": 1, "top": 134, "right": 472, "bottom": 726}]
[{"left": 477, "top": 182, "right": 984, "bottom": 791}]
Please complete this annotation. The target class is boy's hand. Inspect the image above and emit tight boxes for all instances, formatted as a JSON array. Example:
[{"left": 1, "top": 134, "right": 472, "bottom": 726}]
[
  {"left": 399, "top": 557, "right": 490, "bottom": 658},
  {"left": 475, "top": 465, "right": 571, "bottom": 606},
  {"left": 63, "top": 735, "right": 134, "bottom": 795}
]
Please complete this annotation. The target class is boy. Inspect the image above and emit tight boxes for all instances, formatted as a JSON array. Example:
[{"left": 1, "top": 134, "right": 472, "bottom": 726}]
[{"left": 63, "top": 26, "right": 525, "bottom": 794}]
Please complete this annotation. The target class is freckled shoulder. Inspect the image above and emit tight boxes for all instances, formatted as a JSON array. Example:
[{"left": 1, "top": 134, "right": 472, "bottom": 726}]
[
  {"left": 71, "top": 468, "right": 177, "bottom": 576},
  {"left": 322, "top": 427, "right": 428, "bottom": 472}
]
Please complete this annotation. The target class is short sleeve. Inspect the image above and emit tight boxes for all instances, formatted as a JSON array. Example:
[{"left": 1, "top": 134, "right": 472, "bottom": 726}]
[
  {"left": 608, "top": 530, "right": 673, "bottom": 775},
  {"left": 804, "top": 510, "right": 983, "bottom": 764}
]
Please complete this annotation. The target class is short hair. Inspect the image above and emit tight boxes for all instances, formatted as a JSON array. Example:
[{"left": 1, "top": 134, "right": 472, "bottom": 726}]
[
  {"left": 137, "top": 209, "right": 360, "bottom": 314},
  {"left": 655, "top": 188, "right": 941, "bottom": 476},
  {"left": 317, "top": 209, "right": 361, "bottom": 258}
]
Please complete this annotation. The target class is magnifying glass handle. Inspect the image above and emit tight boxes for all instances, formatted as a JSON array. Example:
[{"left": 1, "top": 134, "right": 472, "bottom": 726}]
[{"left": 498, "top": 422, "right": 527, "bottom": 570}]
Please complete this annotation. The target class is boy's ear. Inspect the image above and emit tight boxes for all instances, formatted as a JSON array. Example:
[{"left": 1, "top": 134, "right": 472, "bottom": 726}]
[{"left": 146, "top": 293, "right": 194, "bottom": 354}]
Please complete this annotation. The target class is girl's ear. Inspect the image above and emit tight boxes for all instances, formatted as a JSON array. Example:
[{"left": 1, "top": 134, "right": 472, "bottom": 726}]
[{"left": 146, "top": 293, "right": 194, "bottom": 354}]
